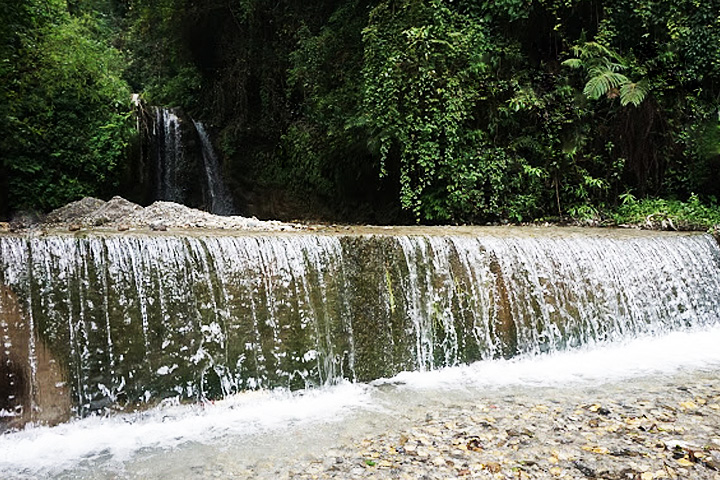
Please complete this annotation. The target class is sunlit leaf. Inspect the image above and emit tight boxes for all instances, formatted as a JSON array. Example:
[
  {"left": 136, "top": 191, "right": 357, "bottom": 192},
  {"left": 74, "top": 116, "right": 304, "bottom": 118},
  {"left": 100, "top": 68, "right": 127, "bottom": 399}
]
[{"left": 619, "top": 81, "right": 648, "bottom": 107}]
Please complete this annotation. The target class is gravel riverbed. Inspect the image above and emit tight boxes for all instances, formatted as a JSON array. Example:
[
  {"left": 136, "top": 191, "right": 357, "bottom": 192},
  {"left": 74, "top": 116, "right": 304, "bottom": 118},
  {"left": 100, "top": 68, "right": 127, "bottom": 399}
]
[{"left": 231, "top": 371, "right": 720, "bottom": 480}]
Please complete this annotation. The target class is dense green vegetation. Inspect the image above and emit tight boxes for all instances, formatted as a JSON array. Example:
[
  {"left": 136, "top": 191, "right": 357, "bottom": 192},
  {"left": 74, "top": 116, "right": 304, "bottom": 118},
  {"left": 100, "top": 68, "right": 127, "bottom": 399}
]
[
  {"left": 613, "top": 194, "right": 720, "bottom": 231},
  {"left": 0, "top": 0, "right": 134, "bottom": 214},
  {"left": 2, "top": 0, "right": 719, "bottom": 226}
]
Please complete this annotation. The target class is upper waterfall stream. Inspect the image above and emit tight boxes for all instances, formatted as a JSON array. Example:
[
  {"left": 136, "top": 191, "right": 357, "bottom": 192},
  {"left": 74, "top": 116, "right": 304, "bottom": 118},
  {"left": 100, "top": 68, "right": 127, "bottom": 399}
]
[
  {"left": 150, "top": 108, "right": 234, "bottom": 215},
  {"left": 2, "top": 226, "right": 719, "bottom": 430}
]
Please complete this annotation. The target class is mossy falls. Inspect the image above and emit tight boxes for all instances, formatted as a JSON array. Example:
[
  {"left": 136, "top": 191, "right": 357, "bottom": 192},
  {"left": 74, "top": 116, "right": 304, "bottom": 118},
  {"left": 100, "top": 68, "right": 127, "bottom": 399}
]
[
  {"left": 2, "top": 228, "right": 720, "bottom": 425},
  {"left": 149, "top": 108, "right": 234, "bottom": 215}
]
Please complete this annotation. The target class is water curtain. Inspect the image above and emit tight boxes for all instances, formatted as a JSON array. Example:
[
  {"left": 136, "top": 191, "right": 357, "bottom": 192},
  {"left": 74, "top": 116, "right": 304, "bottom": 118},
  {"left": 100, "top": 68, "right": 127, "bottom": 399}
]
[{"left": 1, "top": 229, "right": 719, "bottom": 426}]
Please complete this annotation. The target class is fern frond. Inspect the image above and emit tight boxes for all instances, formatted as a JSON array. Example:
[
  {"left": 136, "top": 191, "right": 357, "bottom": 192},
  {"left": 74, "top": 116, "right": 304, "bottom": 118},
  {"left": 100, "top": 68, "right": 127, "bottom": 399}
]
[
  {"left": 586, "top": 62, "right": 624, "bottom": 78},
  {"left": 606, "top": 61, "right": 625, "bottom": 73},
  {"left": 606, "top": 72, "right": 629, "bottom": 88},
  {"left": 584, "top": 41, "right": 623, "bottom": 62},
  {"left": 583, "top": 75, "right": 610, "bottom": 99},
  {"left": 586, "top": 64, "right": 604, "bottom": 79},
  {"left": 583, "top": 70, "right": 629, "bottom": 99},
  {"left": 619, "top": 81, "right": 648, "bottom": 107},
  {"left": 562, "top": 58, "right": 582, "bottom": 69}
]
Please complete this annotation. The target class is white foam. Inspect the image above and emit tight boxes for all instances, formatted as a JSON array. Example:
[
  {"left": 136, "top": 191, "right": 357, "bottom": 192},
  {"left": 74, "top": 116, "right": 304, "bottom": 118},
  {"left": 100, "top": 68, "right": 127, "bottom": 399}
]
[
  {"left": 379, "top": 325, "right": 720, "bottom": 389},
  {"left": 3, "top": 326, "right": 720, "bottom": 478},
  {"left": 0, "top": 381, "right": 372, "bottom": 477}
]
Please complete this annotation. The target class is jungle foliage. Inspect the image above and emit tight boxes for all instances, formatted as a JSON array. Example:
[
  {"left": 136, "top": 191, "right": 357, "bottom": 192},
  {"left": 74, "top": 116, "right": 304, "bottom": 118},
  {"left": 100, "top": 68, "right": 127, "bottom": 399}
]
[
  {"left": 2, "top": 0, "right": 720, "bottom": 224},
  {"left": 0, "top": 0, "right": 134, "bottom": 213}
]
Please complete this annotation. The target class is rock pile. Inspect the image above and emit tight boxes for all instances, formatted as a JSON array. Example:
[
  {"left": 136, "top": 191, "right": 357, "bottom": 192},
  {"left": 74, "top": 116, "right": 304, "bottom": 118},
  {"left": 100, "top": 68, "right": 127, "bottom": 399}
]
[{"left": 33, "top": 196, "right": 301, "bottom": 232}]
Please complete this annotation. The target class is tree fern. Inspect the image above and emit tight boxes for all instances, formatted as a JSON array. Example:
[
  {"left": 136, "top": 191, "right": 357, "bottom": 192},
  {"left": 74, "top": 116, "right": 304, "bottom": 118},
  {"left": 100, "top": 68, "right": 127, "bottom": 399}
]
[
  {"left": 564, "top": 41, "right": 647, "bottom": 106},
  {"left": 583, "top": 69, "right": 629, "bottom": 100},
  {"left": 619, "top": 81, "right": 648, "bottom": 107}
]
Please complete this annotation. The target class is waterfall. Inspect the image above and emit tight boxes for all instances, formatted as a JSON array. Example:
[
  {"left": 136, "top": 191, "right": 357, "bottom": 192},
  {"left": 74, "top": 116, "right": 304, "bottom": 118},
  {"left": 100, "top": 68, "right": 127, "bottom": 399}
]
[
  {"left": 150, "top": 108, "right": 234, "bottom": 214},
  {"left": 193, "top": 121, "right": 235, "bottom": 215},
  {"left": 154, "top": 108, "right": 185, "bottom": 204},
  {"left": 1, "top": 228, "right": 720, "bottom": 427}
]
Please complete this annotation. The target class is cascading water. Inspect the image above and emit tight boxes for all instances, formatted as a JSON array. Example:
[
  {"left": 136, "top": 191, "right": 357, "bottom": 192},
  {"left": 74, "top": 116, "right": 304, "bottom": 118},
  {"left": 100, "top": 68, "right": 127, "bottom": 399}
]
[
  {"left": 151, "top": 108, "right": 234, "bottom": 215},
  {"left": 1, "top": 227, "right": 720, "bottom": 431},
  {"left": 193, "top": 121, "right": 235, "bottom": 215},
  {"left": 154, "top": 108, "right": 185, "bottom": 204}
]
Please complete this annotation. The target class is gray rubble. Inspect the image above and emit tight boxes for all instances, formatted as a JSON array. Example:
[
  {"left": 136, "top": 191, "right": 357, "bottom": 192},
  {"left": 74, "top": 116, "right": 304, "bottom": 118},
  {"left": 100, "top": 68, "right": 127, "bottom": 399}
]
[{"left": 39, "top": 196, "right": 301, "bottom": 231}]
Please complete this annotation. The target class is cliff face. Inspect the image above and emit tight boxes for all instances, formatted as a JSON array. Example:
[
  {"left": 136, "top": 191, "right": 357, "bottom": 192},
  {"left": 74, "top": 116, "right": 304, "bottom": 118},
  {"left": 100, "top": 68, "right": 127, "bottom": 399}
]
[
  {"left": 122, "top": 1, "right": 720, "bottom": 226},
  {"left": 126, "top": 1, "right": 399, "bottom": 223}
]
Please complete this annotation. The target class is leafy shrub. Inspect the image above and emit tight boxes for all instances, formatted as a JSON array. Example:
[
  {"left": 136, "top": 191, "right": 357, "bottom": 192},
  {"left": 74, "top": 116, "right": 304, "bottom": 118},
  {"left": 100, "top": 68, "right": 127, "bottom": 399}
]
[
  {"left": 612, "top": 194, "right": 720, "bottom": 230},
  {"left": 1, "top": 5, "right": 134, "bottom": 211}
]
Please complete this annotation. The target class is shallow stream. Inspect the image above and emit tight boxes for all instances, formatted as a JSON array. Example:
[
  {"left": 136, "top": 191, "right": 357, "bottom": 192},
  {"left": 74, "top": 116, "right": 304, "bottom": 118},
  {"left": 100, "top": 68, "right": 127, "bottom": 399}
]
[{"left": 3, "top": 325, "right": 720, "bottom": 479}]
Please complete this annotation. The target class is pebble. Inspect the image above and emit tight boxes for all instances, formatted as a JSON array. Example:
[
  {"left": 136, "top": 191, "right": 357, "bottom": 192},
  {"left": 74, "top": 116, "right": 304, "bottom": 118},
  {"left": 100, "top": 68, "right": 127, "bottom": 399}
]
[
  {"left": 262, "top": 373, "right": 720, "bottom": 480},
  {"left": 149, "top": 221, "right": 167, "bottom": 231}
]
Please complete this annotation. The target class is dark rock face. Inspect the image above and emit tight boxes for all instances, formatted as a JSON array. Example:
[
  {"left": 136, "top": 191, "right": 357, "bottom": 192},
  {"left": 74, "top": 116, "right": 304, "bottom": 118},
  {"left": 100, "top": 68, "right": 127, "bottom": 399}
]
[
  {"left": 125, "top": 106, "right": 233, "bottom": 215},
  {"left": 0, "top": 286, "right": 71, "bottom": 431},
  {"left": 151, "top": 108, "right": 206, "bottom": 209}
]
